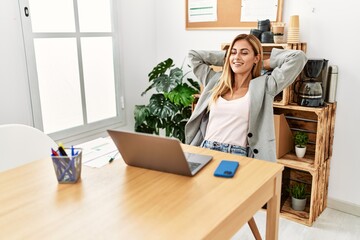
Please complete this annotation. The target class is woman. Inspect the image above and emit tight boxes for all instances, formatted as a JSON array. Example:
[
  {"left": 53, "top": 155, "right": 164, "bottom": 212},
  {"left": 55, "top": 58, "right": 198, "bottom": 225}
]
[{"left": 185, "top": 34, "right": 307, "bottom": 162}]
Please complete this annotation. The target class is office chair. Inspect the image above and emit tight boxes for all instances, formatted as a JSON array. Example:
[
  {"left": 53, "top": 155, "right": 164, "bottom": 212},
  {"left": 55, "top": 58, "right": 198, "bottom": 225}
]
[{"left": 0, "top": 124, "right": 58, "bottom": 172}]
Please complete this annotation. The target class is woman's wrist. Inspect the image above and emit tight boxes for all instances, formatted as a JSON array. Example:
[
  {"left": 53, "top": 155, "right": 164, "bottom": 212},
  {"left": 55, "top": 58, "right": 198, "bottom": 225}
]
[{"left": 263, "top": 59, "right": 271, "bottom": 70}]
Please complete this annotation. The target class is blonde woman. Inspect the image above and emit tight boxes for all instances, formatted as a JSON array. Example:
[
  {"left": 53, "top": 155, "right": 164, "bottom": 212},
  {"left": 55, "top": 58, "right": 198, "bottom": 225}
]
[{"left": 185, "top": 34, "right": 307, "bottom": 162}]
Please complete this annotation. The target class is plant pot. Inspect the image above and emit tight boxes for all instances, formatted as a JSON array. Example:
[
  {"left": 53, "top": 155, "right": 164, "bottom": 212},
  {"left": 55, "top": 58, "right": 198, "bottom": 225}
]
[
  {"left": 295, "top": 145, "right": 306, "bottom": 158},
  {"left": 291, "top": 196, "right": 306, "bottom": 211}
]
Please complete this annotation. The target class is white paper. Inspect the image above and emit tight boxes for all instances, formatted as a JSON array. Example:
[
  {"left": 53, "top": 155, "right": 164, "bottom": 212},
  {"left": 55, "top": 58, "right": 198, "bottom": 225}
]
[
  {"left": 241, "top": 0, "right": 278, "bottom": 22},
  {"left": 75, "top": 137, "right": 120, "bottom": 168},
  {"left": 188, "top": 0, "right": 217, "bottom": 23}
]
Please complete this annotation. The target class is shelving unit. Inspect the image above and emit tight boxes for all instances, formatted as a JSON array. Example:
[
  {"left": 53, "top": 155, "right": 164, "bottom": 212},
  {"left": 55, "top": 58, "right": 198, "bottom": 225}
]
[
  {"left": 215, "top": 42, "right": 337, "bottom": 226},
  {"left": 274, "top": 103, "right": 336, "bottom": 226},
  {"left": 264, "top": 42, "right": 336, "bottom": 226}
]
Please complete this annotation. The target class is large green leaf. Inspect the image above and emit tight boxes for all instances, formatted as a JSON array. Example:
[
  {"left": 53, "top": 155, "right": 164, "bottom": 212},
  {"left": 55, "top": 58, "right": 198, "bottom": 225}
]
[
  {"left": 148, "top": 58, "right": 173, "bottom": 81},
  {"left": 141, "top": 81, "right": 156, "bottom": 96},
  {"left": 154, "top": 75, "right": 178, "bottom": 93},
  {"left": 148, "top": 94, "right": 178, "bottom": 118},
  {"left": 144, "top": 115, "right": 162, "bottom": 134},
  {"left": 171, "top": 121, "right": 187, "bottom": 143},
  {"left": 169, "top": 67, "right": 183, "bottom": 84},
  {"left": 166, "top": 84, "right": 197, "bottom": 106},
  {"left": 142, "top": 60, "right": 190, "bottom": 96},
  {"left": 134, "top": 108, "right": 162, "bottom": 134},
  {"left": 187, "top": 78, "right": 201, "bottom": 91},
  {"left": 134, "top": 105, "right": 149, "bottom": 128},
  {"left": 135, "top": 123, "right": 156, "bottom": 134},
  {"left": 172, "top": 108, "right": 192, "bottom": 123}
]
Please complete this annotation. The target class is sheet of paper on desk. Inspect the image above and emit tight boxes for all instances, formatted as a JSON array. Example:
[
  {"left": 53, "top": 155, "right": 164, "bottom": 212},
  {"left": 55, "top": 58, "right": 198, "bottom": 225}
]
[{"left": 75, "top": 137, "right": 120, "bottom": 168}]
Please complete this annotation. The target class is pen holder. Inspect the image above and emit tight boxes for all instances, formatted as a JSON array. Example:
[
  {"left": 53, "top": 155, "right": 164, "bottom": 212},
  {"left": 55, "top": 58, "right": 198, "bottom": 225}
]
[{"left": 51, "top": 148, "right": 82, "bottom": 184}]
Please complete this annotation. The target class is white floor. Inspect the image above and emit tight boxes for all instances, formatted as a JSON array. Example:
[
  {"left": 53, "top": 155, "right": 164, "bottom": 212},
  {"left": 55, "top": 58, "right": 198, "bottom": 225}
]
[{"left": 232, "top": 208, "right": 360, "bottom": 240}]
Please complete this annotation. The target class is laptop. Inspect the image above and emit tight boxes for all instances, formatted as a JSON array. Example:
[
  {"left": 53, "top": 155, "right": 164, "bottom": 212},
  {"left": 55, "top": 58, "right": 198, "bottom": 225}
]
[{"left": 107, "top": 130, "right": 212, "bottom": 176}]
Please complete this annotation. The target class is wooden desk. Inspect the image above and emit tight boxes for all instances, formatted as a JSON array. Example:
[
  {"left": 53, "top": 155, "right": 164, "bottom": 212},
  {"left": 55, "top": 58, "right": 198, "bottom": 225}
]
[{"left": 0, "top": 145, "right": 283, "bottom": 239}]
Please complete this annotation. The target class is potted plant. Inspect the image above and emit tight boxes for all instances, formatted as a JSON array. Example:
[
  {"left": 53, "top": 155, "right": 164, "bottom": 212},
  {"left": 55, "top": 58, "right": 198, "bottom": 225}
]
[
  {"left": 294, "top": 131, "right": 309, "bottom": 158},
  {"left": 134, "top": 58, "right": 200, "bottom": 143},
  {"left": 287, "top": 182, "right": 310, "bottom": 211}
]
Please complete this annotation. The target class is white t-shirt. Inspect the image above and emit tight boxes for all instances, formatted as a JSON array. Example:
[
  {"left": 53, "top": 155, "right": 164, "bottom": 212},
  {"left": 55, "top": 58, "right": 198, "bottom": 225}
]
[{"left": 205, "top": 91, "right": 250, "bottom": 147}]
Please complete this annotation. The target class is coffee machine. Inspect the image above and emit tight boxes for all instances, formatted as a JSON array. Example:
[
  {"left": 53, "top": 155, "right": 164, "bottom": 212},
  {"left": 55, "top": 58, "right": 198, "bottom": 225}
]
[{"left": 296, "top": 59, "right": 328, "bottom": 107}]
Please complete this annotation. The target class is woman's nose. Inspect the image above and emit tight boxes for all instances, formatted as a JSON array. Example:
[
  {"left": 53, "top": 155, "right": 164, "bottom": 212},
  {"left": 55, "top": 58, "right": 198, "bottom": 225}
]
[{"left": 234, "top": 52, "right": 242, "bottom": 59}]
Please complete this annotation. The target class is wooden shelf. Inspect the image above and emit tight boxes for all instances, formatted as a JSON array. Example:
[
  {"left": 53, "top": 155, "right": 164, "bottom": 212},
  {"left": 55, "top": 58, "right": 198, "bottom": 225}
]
[
  {"left": 277, "top": 153, "right": 316, "bottom": 172},
  {"left": 261, "top": 43, "right": 288, "bottom": 47},
  {"left": 273, "top": 103, "right": 327, "bottom": 113},
  {"left": 274, "top": 103, "right": 336, "bottom": 226},
  {"left": 280, "top": 197, "right": 312, "bottom": 226},
  {"left": 274, "top": 103, "right": 335, "bottom": 168}
]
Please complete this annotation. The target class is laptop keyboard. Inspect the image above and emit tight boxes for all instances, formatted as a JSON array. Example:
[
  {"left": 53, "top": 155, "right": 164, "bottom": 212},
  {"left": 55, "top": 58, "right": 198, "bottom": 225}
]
[{"left": 188, "top": 162, "right": 201, "bottom": 171}]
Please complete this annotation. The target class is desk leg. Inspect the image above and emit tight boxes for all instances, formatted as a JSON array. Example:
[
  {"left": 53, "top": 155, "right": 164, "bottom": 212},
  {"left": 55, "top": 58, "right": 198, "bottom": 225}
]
[{"left": 266, "top": 172, "right": 282, "bottom": 240}]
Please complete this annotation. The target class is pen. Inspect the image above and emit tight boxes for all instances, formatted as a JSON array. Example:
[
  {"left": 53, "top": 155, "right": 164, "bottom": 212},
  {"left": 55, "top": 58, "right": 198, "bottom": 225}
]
[
  {"left": 51, "top": 148, "right": 59, "bottom": 156},
  {"left": 58, "top": 146, "right": 68, "bottom": 156},
  {"left": 58, "top": 146, "right": 71, "bottom": 166},
  {"left": 109, "top": 152, "right": 119, "bottom": 163},
  {"left": 51, "top": 148, "right": 65, "bottom": 177},
  {"left": 70, "top": 147, "right": 80, "bottom": 180}
]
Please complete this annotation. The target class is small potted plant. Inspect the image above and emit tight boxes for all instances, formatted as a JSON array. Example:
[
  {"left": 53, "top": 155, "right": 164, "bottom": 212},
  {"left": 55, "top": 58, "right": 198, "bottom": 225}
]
[
  {"left": 294, "top": 131, "right": 309, "bottom": 158},
  {"left": 287, "top": 182, "right": 310, "bottom": 211}
]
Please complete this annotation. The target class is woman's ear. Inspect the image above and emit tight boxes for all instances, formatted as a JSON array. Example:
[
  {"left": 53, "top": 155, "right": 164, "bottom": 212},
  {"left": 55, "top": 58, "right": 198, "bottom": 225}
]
[{"left": 254, "top": 55, "right": 260, "bottom": 65}]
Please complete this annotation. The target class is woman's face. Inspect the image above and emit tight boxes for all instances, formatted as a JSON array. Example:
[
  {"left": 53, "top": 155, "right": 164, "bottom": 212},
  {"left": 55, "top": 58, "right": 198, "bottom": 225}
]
[{"left": 229, "top": 39, "right": 259, "bottom": 75}]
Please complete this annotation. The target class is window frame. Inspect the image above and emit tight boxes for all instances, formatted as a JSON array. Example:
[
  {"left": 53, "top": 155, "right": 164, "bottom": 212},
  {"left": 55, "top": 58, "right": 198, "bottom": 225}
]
[{"left": 18, "top": 0, "right": 125, "bottom": 143}]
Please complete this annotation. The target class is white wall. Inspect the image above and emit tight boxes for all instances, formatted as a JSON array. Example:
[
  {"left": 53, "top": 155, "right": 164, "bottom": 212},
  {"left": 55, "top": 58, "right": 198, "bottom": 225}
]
[
  {"left": 153, "top": 0, "right": 360, "bottom": 207},
  {"left": 1, "top": 0, "right": 359, "bottom": 208},
  {"left": 115, "top": 0, "right": 157, "bottom": 131}
]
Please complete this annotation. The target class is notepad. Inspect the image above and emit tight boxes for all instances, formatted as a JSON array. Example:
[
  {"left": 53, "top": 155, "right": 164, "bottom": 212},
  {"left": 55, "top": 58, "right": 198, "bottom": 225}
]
[{"left": 75, "top": 137, "right": 119, "bottom": 168}]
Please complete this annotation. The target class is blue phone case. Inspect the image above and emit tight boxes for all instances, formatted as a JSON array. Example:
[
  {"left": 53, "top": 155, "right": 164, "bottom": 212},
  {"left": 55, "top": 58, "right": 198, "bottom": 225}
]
[{"left": 214, "top": 160, "right": 239, "bottom": 178}]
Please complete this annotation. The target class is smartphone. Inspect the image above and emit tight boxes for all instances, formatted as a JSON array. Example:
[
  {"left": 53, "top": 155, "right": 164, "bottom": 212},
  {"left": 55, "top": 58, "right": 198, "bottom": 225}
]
[{"left": 214, "top": 160, "right": 239, "bottom": 178}]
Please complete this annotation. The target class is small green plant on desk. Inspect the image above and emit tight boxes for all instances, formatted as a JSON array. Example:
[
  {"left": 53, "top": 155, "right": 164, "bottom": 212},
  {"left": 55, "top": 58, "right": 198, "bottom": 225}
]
[
  {"left": 134, "top": 58, "right": 200, "bottom": 143},
  {"left": 294, "top": 131, "right": 309, "bottom": 158}
]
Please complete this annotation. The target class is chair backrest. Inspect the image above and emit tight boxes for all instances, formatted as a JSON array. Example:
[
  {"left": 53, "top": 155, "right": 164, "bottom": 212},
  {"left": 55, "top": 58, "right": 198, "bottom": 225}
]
[{"left": 0, "top": 124, "right": 58, "bottom": 172}]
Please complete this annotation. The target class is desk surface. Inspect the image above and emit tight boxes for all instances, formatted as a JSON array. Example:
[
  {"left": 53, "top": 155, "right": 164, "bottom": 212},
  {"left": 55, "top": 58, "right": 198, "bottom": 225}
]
[{"left": 0, "top": 144, "right": 283, "bottom": 240}]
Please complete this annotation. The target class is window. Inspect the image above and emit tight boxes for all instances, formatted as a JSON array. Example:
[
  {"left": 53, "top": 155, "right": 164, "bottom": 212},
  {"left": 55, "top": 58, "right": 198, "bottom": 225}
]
[{"left": 19, "top": 0, "right": 124, "bottom": 142}]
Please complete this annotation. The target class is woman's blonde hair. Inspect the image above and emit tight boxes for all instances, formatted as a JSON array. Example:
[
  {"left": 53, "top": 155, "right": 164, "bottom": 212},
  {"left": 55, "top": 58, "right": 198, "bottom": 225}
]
[{"left": 209, "top": 34, "right": 263, "bottom": 107}]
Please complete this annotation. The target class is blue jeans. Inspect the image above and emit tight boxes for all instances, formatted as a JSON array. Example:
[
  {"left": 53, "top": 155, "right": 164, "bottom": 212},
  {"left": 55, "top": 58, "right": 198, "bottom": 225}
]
[{"left": 201, "top": 140, "right": 248, "bottom": 156}]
